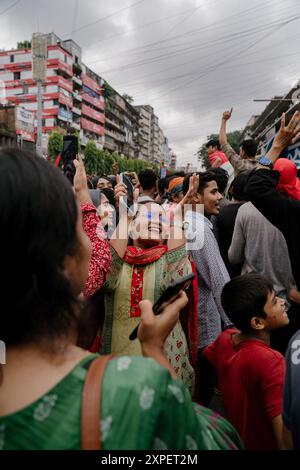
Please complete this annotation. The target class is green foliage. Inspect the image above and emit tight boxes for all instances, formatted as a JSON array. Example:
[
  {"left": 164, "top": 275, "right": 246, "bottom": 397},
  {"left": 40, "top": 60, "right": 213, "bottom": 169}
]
[
  {"left": 197, "top": 130, "right": 243, "bottom": 170},
  {"left": 48, "top": 130, "right": 63, "bottom": 162},
  {"left": 83, "top": 142, "right": 156, "bottom": 176},
  {"left": 122, "top": 94, "right": 134, "bottom": 104},
  {"left": 72, "top": 62, "right": 82, "bottom": 76},
  {"left": 102, "top": 82, "right": 115, "bottom": 102},
  {"left": 17, "top": 40, "right": 31, "bottom": 49}
]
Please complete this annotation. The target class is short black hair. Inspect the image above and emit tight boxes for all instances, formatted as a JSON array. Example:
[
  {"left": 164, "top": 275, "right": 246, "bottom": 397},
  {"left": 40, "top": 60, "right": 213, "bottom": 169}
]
[
  {"left": 138, "top": 169, "right": 158, "bottom": 190},
  {"left": 182, "top": 171, "right": 217, "bottom": 195},
  {"left": 0, "top": 148, "right": 80, "bottom": 348},
  {"left": 206, "top": 139, "right": 221, "bottom": 150},
  {"left": 221, "top": 273, "right": 274, "bottom": 334},
  {"left": 158, "top": 177, "right": 168, "bottom": 195},
  {"left": 209, "top": 168, "right": 229, "bottom": 194},
  {"left": 241, "top": 139, "right": 258, "bottom": 157},
  {"left": 229, "top": 171, "right": 251, "bottom": 201}
]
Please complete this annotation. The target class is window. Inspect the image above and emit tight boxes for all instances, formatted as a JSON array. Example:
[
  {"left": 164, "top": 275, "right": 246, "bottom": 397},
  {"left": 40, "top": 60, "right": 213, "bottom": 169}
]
[
  {"left": 53, "top": 99, "right": 59, "bottom": 106},
  {"left": 14, "top": 72, "right": 20, "bottom": 80},
  {"left": 64, "top": 55, "right": 68, "bottom": 64},
  {"left": 23, "top": 84, "right": 29, "bottom": 94},
  {"left": 10, "top": 55, "right": 14, "bottom": 63}
]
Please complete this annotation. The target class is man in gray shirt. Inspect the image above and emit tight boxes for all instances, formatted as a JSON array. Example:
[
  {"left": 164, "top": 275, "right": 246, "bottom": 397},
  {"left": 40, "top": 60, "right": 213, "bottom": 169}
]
[
  {"left": 183, "top": 171, "right": 232, "bottom": 405},
  {"left": 228, "top": 201, "right": 296, "bottom": 302}
]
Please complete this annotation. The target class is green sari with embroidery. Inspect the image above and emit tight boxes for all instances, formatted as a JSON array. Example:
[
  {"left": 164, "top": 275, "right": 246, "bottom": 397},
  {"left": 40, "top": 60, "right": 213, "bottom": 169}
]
[
  {"left": 101, "top": 245, "right": 195, "bottom": 390},
  {"left": 0, "top": 355, "right": 243, "bottom": 450}
]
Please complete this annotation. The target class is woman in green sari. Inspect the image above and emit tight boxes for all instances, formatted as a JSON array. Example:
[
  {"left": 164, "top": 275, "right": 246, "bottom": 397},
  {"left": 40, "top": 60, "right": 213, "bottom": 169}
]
[{"left": 0, "top": 149, "right": 243, "bottom": 450}]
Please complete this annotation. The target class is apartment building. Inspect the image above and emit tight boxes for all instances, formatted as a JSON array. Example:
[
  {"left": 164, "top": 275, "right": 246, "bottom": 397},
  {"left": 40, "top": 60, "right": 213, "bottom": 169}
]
[
  {"left": 135, "top": 104, "right": 166, "bottom": 163},
  {"left": 0, "top": 33, "right": 105, "bottom": 152},
  {"left": 104, "top": 90, "right": 139, "bottom": 158}
]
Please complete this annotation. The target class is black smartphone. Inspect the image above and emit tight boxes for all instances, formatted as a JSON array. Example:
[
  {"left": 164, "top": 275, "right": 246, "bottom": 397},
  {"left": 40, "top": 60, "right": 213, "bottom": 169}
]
[
  {"left": 61, "top": 135, "right": 78, "bottom": 184},
  {"left": 129, "top": 272, "right": 195, "bottom": 341}
]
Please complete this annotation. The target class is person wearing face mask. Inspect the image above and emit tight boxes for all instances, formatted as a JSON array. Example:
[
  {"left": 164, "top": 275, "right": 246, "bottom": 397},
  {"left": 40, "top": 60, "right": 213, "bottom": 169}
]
[{"left": 98, "top": 175, "right": 201, "bottom": 391}]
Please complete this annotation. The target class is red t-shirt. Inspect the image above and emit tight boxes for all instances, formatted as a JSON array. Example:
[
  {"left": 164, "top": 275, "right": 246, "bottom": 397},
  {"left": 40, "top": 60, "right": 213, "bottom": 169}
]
[
  {"left": 203, "top": 329, "right": 285, "bottom": 450},
  {"left": 208, "top": 150, "right": 229, "bottom": 166}
]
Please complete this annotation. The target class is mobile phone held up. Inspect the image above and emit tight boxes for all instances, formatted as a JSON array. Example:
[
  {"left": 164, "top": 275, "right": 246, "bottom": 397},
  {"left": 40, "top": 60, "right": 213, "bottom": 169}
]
[
  {"left": 129, "top": 272, "right": 195, "bottom": 341},
  {"left": 120, "top": 172, "right": 134, "bottom": 207},
  {"left": 61, "top": 135, "right": 78, "bottom": 185}
]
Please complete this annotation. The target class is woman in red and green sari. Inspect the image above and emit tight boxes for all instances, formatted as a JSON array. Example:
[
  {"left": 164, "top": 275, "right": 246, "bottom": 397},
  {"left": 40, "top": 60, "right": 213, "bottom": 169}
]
[{"left": 99, "top": 179, "right": 197, "bottom": 391}]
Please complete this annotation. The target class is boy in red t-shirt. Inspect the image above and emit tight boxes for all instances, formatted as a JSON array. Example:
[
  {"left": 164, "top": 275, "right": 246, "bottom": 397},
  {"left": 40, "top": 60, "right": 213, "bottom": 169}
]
[{"left": 203, "top": 273, "right": 289, "bottom": 450}]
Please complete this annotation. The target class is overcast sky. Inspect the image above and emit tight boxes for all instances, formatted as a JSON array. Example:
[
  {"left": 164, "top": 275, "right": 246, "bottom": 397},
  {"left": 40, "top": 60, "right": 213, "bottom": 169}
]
[{"left": 1, "top": 0, "right": 300, "bottom": 166}]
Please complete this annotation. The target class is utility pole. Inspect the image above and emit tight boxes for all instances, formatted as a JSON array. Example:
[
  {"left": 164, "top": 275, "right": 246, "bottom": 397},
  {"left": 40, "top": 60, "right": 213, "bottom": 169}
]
[{"left": 32, "top": 33, "right": 47, "bottom": 157}]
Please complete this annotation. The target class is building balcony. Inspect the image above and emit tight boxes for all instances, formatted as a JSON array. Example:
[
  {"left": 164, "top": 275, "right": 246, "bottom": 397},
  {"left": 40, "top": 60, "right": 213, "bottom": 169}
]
[
  {"left": 105, "top": 116, "right": 125, "bottom": 133},
  {"left": 71, "top": 121, "right": 80, "bottom": 131},
  {"left": 105, "top": 128, "right": 125, "bottom": 143},
  {"left": 73, "top": 92, "right": 82, "bottom": 102},
  {"left": 72, "top": 75, "right": 83, "bottom": 87},
  {"left": 72, "top": 106, "right": 82, "bottom": 116},
  {"left": 82, "top": 103, "right": 105, "bottom": 124},
  {"left": 47, "top": 58, "right": 73, "bottom": 78}
]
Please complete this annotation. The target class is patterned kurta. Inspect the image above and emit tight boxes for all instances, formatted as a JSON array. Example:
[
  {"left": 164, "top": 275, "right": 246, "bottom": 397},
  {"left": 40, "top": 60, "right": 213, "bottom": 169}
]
[
  {"left": 81, "top": 203, "right": 112, "bottom": 298},
  {"left": 0, "top": 355, "right": 243, "bottom": 450},
  {"left": 101, "top": 245, "right": 195, "bottom": 390}
]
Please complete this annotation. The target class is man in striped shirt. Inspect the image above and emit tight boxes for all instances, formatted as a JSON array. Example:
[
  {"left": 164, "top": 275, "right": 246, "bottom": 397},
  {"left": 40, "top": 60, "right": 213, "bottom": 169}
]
[{"left": 219, "top": 108, "right": 259, "bottom": 174}]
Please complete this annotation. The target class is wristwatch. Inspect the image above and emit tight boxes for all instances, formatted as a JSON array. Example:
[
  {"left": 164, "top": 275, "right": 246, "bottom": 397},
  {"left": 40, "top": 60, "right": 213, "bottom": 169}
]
[{"left": 258, "top": 155, "right": 273, "bottom": 169}]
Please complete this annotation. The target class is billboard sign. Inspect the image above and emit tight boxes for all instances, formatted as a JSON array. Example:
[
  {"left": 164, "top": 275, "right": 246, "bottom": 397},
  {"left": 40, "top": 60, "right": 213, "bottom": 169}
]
[{"left": 15, "top": 106, "right": 35, "bottom": 132}]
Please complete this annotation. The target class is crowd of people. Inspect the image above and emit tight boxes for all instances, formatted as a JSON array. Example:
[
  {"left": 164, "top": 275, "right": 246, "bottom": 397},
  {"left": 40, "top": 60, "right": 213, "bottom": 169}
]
[{"left": 1, "top": 108, "right": 300, "bottom": 451}]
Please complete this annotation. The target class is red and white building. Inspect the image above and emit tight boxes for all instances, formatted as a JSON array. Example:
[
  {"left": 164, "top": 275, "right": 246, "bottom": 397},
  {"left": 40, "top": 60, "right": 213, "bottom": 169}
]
[{"left": 0, "top": 33, "right": 105, "bottom": 150}]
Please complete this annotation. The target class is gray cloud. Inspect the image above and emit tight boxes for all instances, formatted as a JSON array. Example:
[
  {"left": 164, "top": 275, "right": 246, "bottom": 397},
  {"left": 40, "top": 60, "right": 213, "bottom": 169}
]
[{"left": 1, "top": 0, "right": 300, "bottom": 165}]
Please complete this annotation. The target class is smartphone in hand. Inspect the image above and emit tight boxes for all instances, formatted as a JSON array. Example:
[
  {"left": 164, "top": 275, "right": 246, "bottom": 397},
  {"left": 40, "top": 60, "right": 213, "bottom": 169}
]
[{"left": 129, "top": 273, "right": 195, "bottom": 341}]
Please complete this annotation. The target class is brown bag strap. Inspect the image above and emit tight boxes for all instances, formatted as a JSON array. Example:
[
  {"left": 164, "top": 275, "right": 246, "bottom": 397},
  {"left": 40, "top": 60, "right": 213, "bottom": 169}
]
[{"left": 81, "top": 355, "right": 114, "bottom": 450}]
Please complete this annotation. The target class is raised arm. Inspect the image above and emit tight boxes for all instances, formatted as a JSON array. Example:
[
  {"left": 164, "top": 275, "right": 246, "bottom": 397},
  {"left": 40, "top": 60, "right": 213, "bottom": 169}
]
[
  {"left": 73, "top": 156, "right": 111, "bottom": 297},
  {"left": 219, "top": 108, "right": 232, "bottom": 147},
  {"left": 168, "top": 174, "right": 199, "bottom": 251},
  {"left": 264, "top": 111, "right": 300, "bottom": 165},
  {"left": 109, "top": 174, "right": 139, "bottom": 259}
]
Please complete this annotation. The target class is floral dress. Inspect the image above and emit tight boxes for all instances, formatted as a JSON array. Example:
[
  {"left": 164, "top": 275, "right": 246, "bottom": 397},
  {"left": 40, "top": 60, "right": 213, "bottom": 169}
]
[{"left": 0, "top": 355, "right": 243, "bottom": 450}]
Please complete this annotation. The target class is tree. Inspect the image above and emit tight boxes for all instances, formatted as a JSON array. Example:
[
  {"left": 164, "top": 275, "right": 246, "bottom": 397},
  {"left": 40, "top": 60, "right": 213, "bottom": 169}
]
[
  {"left": 197, "top": 130, "right": 243, "bottom": 170},
  {"left": 84, "top": 140, "right": 99, "bottom": 175},
  {"left": 48, "top": 130, "right": 63, "bottom": 163},
  {"left": 122, "top": 94, "right": 134, "bottom": 104},
  {"left": 17, "top": 40, "right": 31, "bottom": 49},
  {"left": 102, "top": 81, "right": 115, "bottom": 102}
]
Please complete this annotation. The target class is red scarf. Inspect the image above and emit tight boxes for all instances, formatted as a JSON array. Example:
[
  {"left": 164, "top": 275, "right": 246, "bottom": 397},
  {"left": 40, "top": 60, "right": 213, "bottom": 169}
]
[
  {"left": 124, "top": 245, "right": 168, "bottom": 265},
  {"left": 274, "top": 158, "right": 300, "bottom": 200},
  {"left": 124, "top": 245, "right": 167, "bottom": 318}
]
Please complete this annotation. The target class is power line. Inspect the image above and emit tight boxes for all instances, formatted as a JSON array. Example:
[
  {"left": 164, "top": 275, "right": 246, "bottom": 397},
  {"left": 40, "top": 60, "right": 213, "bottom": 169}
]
[
  {"left": 80, "top": 6, "right": 204, "bottom": 48},
  {"left": 71, "top": 0, "right": 79, "bottom": 39},
  {"left": 87, "top": 0, "right": 279, "bottom": 66},
  {"left": 61, "top": 0, "right": 147, "bottom": 37},
  {"left": 98, "top": 13, "right": 298, "bottom": 76},
  {"left": 0, "top": 0, "right": 22, "bottom": 16},
  {"left": 144, "top": 13, "right": 300, "bottom": 103}
]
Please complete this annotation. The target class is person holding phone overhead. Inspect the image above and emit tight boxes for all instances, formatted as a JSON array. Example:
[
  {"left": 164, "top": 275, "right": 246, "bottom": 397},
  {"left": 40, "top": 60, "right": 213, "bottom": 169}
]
[{"left": 98, "top": 173, "right": 200, "bottom": 392}]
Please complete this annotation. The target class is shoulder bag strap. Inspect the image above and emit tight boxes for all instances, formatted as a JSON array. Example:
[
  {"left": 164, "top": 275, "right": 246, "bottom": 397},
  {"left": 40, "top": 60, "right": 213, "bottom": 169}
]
[{"left": 81, "top": 354, "right": 114, "bottom": 450}]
